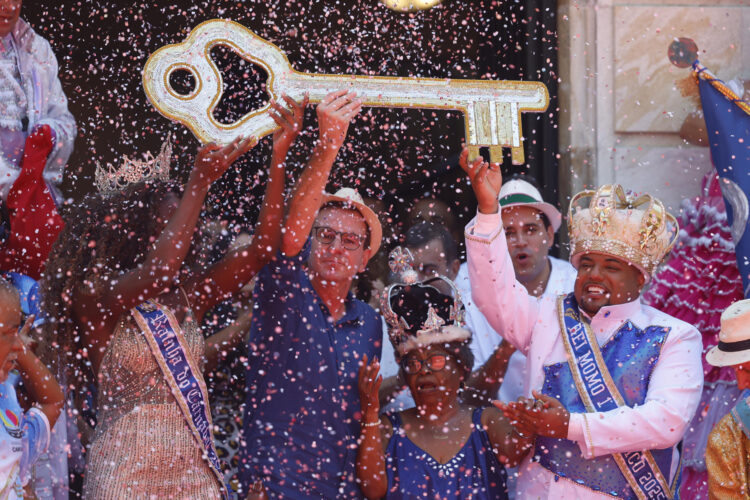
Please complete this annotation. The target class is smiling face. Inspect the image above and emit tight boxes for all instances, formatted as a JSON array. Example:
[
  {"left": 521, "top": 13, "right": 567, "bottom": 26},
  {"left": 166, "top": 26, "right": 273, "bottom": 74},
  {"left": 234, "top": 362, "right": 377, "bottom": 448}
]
[
  {"left": 574, "top": 252, "right": 645, "bottom": 316},
  {"left": 401, "top": 344, "right": 466, "bottom": 407},
  {"left": 0, "top": 290, "right": 22, "bottom": 383},
  {"left": 502, "top": 206, "right": 554, "bottom": 286},
  {"left": 0, "top": 0, "right": 21, "bottom": 39},
  {"left": 308, "top": 206, "right": 371, "bottom": 287}
]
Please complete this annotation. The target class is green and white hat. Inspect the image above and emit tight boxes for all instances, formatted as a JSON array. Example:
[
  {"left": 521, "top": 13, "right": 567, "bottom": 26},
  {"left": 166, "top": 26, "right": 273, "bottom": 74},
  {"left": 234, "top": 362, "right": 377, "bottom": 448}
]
[{"left": 498, "top": 179, "right": 562, "bottom": 232}]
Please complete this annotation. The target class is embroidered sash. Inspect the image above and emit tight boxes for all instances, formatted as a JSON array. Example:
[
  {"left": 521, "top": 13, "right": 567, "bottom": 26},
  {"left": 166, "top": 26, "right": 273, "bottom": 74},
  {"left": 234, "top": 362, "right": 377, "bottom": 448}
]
[
  {"left": 131, "top": 301, "right": 229, "bottom": 500},
  {"left": 557, "top": 293, "right": 676, "bottom": 500},
  {"left": 730, "top": 388, "right": 750, "bottom": 440}
]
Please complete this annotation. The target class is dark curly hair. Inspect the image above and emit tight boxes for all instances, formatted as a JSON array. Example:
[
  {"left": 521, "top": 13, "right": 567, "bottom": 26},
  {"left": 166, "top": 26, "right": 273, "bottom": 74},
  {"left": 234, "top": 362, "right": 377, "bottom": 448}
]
[{"left": 38, "top": 180, "right": 183, "bottom": 386}]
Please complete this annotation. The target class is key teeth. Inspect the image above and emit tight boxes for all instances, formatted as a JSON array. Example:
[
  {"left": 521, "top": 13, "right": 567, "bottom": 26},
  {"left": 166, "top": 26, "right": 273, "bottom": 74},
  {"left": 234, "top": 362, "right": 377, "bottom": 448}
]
[
  {"left": 489, "top": 146, "right": 504, "bottom": 164},
  {"left": 511, "top": 146, "right": 525, "bottom": 166},
  {"left": 467, "top": 146, "right": 481, "bottom": 162}
]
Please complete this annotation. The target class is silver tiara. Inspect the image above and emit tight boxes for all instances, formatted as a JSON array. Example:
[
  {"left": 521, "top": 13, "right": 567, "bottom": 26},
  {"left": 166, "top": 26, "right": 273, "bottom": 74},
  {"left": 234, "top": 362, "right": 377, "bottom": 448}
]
[
  {"left": 94, "top": 135, "right": 172, "bottom": 195},
  {"left": 380, "top": 246, "right": 466, "bottom": 332}
]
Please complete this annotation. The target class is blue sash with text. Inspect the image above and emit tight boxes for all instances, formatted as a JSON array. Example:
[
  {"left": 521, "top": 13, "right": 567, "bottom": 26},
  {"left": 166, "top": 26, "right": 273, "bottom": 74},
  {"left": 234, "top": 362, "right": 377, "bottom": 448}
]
[
  {"left": 132, "top": 301, "right": 229, "bottom": 500},
  {"left": 543, "top": 293, "right": 677, "bottom": 500}
]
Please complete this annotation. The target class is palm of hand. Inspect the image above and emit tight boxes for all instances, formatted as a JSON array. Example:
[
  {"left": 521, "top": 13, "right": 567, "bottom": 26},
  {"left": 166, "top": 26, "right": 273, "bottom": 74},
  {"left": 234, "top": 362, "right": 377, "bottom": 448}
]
[
  {"left": 194, "top": 137, "right": 256, "bottom": 186},
  {"left": 358, "top": 354, "right": 381, "bottom": 416}
]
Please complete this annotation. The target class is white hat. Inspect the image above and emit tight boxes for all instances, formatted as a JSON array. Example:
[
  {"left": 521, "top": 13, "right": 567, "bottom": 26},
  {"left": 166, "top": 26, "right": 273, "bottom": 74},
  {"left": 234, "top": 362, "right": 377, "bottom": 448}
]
[
  {"left": 706, "top": 299, "right": 750, "bottom": 367},
  {"left": 498, "top": 179, "right": 562, "bottom": 232},
  {"left": 320, "top": 187, "right": 383, "bottom": 254}
]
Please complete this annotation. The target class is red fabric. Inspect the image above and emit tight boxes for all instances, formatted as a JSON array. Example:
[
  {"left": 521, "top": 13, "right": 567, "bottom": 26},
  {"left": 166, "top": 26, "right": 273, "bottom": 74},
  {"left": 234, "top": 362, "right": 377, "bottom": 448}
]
[{"left": 0, "top": 125, "right": 64, "bottom": 279}]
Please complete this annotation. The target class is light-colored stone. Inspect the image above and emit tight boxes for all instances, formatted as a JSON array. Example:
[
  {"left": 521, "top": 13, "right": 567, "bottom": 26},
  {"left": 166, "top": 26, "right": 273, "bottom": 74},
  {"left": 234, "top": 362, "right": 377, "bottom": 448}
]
[
  {"left": 612, "top": 146, "right": 713, "bottom": 212},
  {"left": 613, "top": 5, "right": 744, "bottom": 133}
]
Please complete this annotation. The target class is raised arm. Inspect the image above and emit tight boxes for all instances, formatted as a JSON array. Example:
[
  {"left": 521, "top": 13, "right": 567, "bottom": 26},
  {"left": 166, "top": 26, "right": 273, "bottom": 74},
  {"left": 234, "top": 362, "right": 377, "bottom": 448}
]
[
  {"left": 281, "top": 90, "right": 361, "bottom": 257},
  {"left": 15, "top": 317, "right": 64, "bottom": 427},
  {"left": 187, "top": 95, "right": 308, "bottom": 321},
  {"left": 357, "top": 354, "right": 389, "bottom": 499},
  {"left": 75, "top": 138, "right": 256, "bottom": 369},
  {"left": 460, "top": 148, "right": 540, "bottom": 352}
]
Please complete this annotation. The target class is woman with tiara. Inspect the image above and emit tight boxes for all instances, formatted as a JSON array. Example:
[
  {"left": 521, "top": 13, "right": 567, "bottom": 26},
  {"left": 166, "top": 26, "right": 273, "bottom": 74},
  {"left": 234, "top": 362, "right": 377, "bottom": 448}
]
[
  {"left": 356, "top": 247, "right": 532, "bottom": 499},
  {"left": 40, "top": 95, "right": 308, "bottom": 499}
]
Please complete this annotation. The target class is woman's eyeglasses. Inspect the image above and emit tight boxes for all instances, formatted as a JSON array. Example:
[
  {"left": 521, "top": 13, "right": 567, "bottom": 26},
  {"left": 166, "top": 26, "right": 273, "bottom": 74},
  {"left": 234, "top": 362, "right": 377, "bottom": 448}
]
[
  {"left": 312, "top": 226, "right": 365, "bottom": 251},
  {"left": 401, "top": 353, "right": 448, "bottom": 375}
]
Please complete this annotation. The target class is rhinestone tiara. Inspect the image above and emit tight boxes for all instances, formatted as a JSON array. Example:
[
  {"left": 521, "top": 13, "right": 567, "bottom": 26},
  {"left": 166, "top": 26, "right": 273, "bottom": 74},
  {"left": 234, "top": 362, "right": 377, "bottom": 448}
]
[{"left": 94, "top": 135, "right": 172, "bottom": 195}]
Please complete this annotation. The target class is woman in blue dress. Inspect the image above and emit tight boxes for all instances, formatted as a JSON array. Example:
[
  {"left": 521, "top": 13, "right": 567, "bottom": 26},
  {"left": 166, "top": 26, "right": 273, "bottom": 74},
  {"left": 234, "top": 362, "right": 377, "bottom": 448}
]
[{"left": 357, "top": 247, "right": 532, "bottom": 499}]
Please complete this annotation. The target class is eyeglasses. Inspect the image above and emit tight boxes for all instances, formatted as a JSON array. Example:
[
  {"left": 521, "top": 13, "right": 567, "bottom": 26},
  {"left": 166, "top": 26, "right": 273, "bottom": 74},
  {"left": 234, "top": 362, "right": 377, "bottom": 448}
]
[
  {"left": 401, "top": 353, "right": 448, "bottom": 375},
  {"left": 312, "top": 226, "right": 366, "bottom": 251}
]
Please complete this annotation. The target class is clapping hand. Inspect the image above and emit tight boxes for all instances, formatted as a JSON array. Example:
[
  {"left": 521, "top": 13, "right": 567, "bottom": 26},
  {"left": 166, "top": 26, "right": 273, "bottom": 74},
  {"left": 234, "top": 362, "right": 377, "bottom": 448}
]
[
  {"left": 458, "top": 147, "right": 502, "bottom": 215},
  {"left": 495, "top": 390, "right": 570, "bottom": 438},
  {"left": 358, "top": 354, "right": 382, "bottom": 424}
]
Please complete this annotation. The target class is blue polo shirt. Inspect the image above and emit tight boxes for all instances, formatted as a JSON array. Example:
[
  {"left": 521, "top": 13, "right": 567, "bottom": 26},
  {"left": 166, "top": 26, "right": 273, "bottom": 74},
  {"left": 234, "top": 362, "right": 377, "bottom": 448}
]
[{"left": 239, "top": 241, "right": 381, "bottom": 499}]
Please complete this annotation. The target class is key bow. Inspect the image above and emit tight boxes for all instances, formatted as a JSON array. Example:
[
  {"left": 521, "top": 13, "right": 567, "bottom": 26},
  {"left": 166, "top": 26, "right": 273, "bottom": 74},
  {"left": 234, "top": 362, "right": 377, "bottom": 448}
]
[{"left": 143, "top": 19, "right": 549, "bottom": 164}]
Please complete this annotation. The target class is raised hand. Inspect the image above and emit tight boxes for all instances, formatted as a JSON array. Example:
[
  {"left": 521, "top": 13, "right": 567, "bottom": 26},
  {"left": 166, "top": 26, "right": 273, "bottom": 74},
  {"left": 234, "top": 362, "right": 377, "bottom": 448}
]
[
  {"left": 270, "top": 93, "right": 309, "bottom": 154},
  {"left": 495, "top": 390, "right": 570, "bottom": 438},
  {"left": 358, "top": 354, "right": 382, "bottom": 424},
  {"left": 191, "top": 136, "right": 257, "bottom": 189},
  {"left": 459, "top": 147, "right": 502, "bottom": 214},
  {"left": 316, "top": 90, "right": 362, "bottom": 152}
]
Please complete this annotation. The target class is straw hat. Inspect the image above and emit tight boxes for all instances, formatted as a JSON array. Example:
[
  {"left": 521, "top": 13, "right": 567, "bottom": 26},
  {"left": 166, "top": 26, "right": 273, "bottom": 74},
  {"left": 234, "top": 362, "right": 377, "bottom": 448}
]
[{"left": 706, "top": 299, "right": 750, "bottom": 367}]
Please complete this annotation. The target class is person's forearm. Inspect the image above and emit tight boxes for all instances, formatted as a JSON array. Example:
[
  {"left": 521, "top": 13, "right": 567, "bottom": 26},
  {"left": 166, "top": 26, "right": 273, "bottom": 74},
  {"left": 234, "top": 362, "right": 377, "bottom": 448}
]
[
  {"left": 103, "top": 173, "right": 209, "bottom": 316},
  {"left": 204, "top": 312, "right": 252, "bottom": 372},
  {"left": 281, "top": 144, "right": 339, "bottom": 256},
  {"left": 143, "top": 174, "right": 209, "bottom": 281},
  {"left": 468, "top": 340, "right": 515, "bottom": 398},
  {"left": 15, "top": 350, "right": 64, "bottom": 427},
  {"left": 466, "top": 213, "right": 539, "bottom": 353},
  {"left": 252, "top": 147, "right": 288, "bottom": 262},
  {"left": 356, "top": 417, "right": 387, "bottom": 499},
  {"left": 189, "top": 150, "right": 287, "bottom": 320}
]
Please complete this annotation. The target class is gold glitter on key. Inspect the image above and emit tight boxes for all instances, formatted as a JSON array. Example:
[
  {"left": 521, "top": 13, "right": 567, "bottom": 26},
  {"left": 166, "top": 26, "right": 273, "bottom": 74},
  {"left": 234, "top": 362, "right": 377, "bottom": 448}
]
[{"left": 143, "top": 19, "right": 549, "bottom": 165}]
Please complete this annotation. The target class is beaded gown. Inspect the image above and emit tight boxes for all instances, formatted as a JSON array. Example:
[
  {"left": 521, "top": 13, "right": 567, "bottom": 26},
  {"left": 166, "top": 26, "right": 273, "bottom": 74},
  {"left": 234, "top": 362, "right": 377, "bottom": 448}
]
[{"left": 82, "top": 312, "right": 222, "bottom": 499}]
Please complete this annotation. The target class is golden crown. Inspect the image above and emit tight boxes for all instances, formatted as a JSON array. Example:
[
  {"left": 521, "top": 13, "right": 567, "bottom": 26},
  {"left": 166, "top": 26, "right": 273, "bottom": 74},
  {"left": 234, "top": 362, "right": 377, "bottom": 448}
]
[
  {"left": 568, "top": 184, "right": 679, "bottom": 279},
  {"left": 94, "top": 135, "right": 172, "bottom": 195}
]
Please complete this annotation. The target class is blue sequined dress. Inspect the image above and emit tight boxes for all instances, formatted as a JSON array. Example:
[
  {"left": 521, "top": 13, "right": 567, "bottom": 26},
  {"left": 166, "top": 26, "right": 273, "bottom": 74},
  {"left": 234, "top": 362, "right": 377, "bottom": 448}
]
[{"left": 384, "top": 407, "right": 508, "bottom": 499}]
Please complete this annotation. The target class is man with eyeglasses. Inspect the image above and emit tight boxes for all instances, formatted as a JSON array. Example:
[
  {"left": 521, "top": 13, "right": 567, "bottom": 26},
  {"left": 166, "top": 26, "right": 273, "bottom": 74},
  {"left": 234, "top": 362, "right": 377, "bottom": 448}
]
[{"left": 239, "top": 90, "right": 383, "bottom": 499}]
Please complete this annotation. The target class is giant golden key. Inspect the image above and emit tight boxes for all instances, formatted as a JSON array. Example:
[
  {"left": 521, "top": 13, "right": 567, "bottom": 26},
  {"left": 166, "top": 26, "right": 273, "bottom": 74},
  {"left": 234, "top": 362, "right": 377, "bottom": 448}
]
[{"left": 143, "top": 19, "right": 548, "bottom": 164}]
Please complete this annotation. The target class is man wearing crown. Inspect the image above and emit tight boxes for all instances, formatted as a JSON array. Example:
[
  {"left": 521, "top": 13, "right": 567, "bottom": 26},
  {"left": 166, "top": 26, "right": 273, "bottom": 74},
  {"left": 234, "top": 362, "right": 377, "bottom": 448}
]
[{"left": 459, "top": 152, "right": 703, "bottom": 499}]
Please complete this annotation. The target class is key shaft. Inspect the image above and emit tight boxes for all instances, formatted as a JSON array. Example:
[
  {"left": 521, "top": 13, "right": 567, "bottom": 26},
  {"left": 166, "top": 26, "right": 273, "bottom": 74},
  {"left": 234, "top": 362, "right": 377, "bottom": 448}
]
[{"left": 143, "top": 19, "right": 548, "bottom": 164}]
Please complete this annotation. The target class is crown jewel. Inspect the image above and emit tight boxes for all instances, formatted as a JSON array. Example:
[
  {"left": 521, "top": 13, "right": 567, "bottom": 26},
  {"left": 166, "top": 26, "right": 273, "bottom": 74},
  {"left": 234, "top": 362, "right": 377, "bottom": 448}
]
[
  {"left": 568, "top": 184, "right": 679, "bottom": 279},
  {"left": 95, "top": 135, "right": 173, "bottom": 195},
  {"left": 381, "top": 246, "right": 469, "bottom": 355}
]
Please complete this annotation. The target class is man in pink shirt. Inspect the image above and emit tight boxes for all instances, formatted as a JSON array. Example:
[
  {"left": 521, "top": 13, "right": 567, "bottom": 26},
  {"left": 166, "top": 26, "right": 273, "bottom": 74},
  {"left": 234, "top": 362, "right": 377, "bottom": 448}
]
[{"left": 459, "top": 149, "right": 703, "bottom": 500}]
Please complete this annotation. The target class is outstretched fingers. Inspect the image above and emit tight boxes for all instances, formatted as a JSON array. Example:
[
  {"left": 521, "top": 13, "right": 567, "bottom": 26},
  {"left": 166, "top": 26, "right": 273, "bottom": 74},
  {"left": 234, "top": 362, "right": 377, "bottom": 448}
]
[
  {"left": 270, "top": 99, "right": 296, "bottom": 127},
  {"left": 18, "top": 315, "right": 35, "bottom": 339},
  {"left": 225, "top": 136, "right": 257, "bottom": 163}
]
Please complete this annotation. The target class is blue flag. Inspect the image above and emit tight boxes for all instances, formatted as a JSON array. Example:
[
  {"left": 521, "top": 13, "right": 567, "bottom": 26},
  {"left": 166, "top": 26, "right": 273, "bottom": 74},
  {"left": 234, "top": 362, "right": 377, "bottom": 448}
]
[{"left": 695, "top": 62, "right": 750, "bottom": 296}]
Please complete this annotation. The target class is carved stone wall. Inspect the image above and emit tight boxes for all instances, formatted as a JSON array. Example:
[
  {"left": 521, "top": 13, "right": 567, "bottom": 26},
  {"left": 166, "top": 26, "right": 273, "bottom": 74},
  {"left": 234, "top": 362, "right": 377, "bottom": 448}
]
[{"left": 558, "top": 0, "right": 749, "bottom": 214}]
